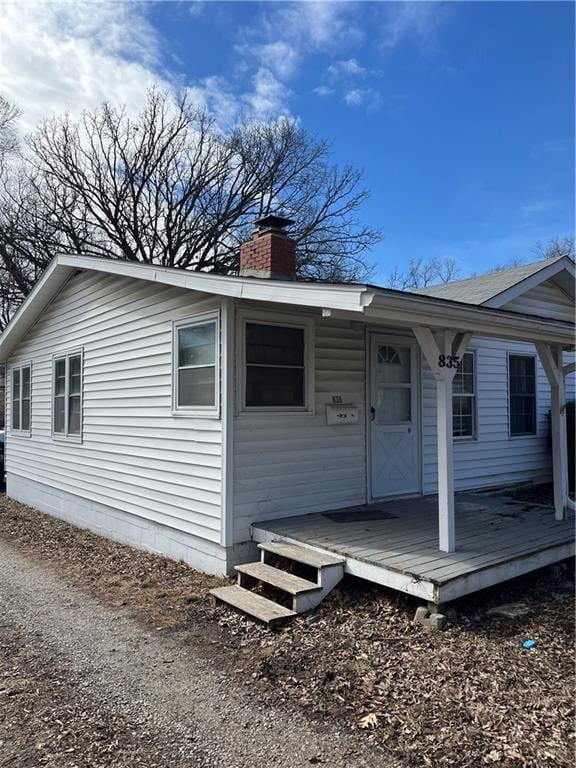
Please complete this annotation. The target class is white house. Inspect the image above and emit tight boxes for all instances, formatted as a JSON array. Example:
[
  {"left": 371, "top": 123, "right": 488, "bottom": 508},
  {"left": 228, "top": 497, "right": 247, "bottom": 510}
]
[{"left": 1, "top": 217, "right": 574, "bottom": 622}]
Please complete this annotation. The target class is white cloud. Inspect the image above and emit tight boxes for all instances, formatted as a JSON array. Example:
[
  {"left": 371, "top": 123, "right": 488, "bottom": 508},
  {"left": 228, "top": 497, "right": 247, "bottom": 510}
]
[
  {"left": 262, "top": 2, "right": 363, "bottom": 52},
  {"left": 313, "top": 85, "right": 335, "bottom": 97},
  {"left": 343, "top": 88, "right": 379, "bottom": 108},
  {"left": 0, "top": 1, "right": 170, "bottom": 134},
  {"left": 251, "top": 41, "right": 300, "bottom": 80},
  {"left": 242, "top": 68, "right": 291, "bottom": 119},
  {"left": 328, "top": 58, "right": 366, "bottom": 79},
  {"left": 1, "top": 2, "right": 160, "bottom": 131},
  {"left": 380, "top": 2, "right": 446, "bottom": 51}
]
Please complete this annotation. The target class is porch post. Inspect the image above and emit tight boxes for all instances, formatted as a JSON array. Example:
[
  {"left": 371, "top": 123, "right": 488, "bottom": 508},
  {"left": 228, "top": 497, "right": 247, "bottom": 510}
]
[
  {"left": 413, "top": 327, "right": 471, "bottom": 553},
  {"left": 436, "top": 354, "right": 455, "bottom": 552},
  {"left": 536, "top": 343, "right": 568, "bottom": 520}
]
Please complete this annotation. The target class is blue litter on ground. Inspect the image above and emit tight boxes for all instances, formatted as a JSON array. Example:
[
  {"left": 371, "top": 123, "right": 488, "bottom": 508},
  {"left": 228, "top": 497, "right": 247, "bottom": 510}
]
[{"left": 522, "top": 639, "right": 537, "bottom": 649}]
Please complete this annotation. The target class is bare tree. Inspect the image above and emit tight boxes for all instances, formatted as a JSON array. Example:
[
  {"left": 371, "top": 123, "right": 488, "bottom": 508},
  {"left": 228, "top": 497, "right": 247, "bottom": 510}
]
[
  {"left": 5, "top": 89, "right": 377, "bottom": 283},
  {"left": 485, "top": 236, "right": 574, "bottom": 274},
  {"left": 0, "top": 95, "right": 20, "bottom": 168},
  {"left": 534, "top": 235, "right": 574, "bottom": 261},
  {"left": 385, "top": 256, "right": 461, "bottom": 290}
]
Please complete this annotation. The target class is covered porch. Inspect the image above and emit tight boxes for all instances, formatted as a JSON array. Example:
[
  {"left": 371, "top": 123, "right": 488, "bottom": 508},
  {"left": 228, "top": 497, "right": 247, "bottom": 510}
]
[
  {"left": 321, "top": 286, "right": 574, "bottom": 556},
  {"left": 251, "top": 490, "right": 575, "bottom": 605}
]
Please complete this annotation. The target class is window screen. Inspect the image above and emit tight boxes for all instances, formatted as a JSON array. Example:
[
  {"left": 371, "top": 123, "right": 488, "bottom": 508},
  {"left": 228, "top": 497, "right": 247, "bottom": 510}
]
[
  {"left": 245, "top": 323, "right": 305, "bottom": 408},
  {"left": 508, "top": 355, "right": 536, "bottom": 436}
]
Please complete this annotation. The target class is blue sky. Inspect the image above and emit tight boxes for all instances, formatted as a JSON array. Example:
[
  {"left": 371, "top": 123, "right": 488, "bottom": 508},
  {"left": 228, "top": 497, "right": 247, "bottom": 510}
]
[{"left": 2, "top": 1, "right": 574, "bottom": 281}]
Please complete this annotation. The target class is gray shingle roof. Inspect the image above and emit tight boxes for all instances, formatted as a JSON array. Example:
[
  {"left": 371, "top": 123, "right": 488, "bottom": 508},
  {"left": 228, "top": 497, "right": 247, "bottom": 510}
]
[{"left": 412, "top": 256, "right": 565, "bottom": 305}]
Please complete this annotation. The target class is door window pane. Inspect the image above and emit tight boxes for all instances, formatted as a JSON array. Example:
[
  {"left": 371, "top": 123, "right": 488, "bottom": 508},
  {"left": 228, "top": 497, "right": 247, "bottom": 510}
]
[
  {"left": 376, "top": 388, "right": 411, "bottom": 423},
  {"left": 377, "top": 345, "right": 410, "bottom": 384}
]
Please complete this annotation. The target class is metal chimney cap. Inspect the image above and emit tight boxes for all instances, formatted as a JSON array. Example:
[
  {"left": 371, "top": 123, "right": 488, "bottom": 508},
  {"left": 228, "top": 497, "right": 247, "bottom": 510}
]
[{"left": 254, "top": 214, "right": 295, "bottom": 232}]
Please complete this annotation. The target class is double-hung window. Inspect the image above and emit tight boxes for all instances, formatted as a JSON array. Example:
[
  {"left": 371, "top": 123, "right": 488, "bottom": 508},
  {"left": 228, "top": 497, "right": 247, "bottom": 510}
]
[
  {"left": 11, "top": 364, "right": 31, "bottom": 434},
  {"left": 452, "top": 352, "right": 476, "bottom": 439},
  {"left": 508, "top": 354, "right": 537, "bottom": 436},
  {"left": 53, "top": 352, "right": 83, "bottom": 438},
  {"left": 241, "top": 317, "right": 313, "bottom": 411},
  {"left": 173, "top": 311, "right": 219, "bottom": 415}
]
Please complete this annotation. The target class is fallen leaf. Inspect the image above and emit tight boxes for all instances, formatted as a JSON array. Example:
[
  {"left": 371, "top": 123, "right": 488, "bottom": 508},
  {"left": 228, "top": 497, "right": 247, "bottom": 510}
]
[{"left": 359, "top": 713, "right": 378, "bottom": 729}]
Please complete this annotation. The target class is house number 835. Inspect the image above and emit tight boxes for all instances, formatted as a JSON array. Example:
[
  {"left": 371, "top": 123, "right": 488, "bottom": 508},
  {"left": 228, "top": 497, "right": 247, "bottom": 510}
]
[{"left": 438, "top": 355, "right": 460, "bottom": 369}]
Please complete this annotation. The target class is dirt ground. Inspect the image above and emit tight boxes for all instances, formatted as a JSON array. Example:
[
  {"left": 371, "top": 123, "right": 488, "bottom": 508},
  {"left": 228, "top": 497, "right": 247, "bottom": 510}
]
[{"left": 0, "top": 494, "right": 574, "bottom": 767}]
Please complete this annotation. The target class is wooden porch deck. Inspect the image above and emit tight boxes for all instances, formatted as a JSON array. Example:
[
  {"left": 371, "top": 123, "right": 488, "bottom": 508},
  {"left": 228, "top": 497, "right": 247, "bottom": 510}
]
[{"left": 251, "top": 491, "right": 575, "bottom": 605}]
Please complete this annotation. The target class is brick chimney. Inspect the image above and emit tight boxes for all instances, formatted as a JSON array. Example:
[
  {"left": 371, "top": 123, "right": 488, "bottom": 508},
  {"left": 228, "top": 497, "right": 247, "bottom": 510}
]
[{"left": 239, "top": 215, "right": 296, "bottom": 280}]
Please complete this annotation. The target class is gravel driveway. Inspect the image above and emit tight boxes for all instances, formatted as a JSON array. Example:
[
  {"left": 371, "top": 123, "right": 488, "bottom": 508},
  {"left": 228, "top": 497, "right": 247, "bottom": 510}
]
[{"left": 0, "top": 539, "right": 395, "bottom": 768}]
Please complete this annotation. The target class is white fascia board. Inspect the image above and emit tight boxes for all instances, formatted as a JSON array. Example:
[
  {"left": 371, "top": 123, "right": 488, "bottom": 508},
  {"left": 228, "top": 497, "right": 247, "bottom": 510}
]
[
  {"left": 0, "top": 260, "right": 77, "bottom": 361},
  {"left": 56, "top": 254, "right": 371, "bottom": 313},
  {"left": 0, "top": 254, "right": 371, "bottom": 361},
  {"left": 364, "top": 291, "right": 575, "bottom": 346},
  {"left": 482, "top": 257, "right": 575, "bottom": 309}
]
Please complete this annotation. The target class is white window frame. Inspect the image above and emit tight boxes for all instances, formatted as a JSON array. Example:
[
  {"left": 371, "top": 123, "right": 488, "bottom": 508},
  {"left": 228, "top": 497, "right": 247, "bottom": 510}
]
[
  {"left": 507, "top": 351, "right": 538, "bottom": 439},
  {"left": 452, "top": 350, "right": 477, "bottom": 441},
  {"left": 237, "top": 310, "right": 315, "bottom": 415},
  {"left": 172, "top": 310, "right": 220, "bottom": 418},
  {"left": 10, "top": 362, "right": 32, "bottom": 437},
  {"left": 52, "top": 349, "right": 83, "bottom": 442}
]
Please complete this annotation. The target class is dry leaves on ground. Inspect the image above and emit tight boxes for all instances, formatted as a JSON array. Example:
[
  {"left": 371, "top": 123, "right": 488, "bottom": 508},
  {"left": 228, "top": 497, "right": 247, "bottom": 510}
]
[{"left": 0, "top": 494, "right": 574, "bottom": 768}]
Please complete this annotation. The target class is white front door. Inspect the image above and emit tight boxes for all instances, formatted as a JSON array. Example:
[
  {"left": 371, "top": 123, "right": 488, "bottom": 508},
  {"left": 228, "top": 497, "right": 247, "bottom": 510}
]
[{"left": 370, "top": 335, "right": 420, "bottom": 498}]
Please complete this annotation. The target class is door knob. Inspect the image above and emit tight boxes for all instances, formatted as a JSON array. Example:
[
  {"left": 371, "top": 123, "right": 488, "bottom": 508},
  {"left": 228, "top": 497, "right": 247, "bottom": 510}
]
[{"left": 370, "top": 406, "right": 376, "bottom": 421}]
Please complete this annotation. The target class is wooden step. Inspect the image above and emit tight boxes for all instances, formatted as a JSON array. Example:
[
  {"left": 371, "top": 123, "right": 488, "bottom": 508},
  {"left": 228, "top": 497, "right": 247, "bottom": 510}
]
[
  {"left": 258, "top": 541, "right": 345, "bottom": 569},
  {"left": 235, "top": 562, "right": 322, "bottom": 595},
  {"left": 210, "top": 585, "right": 296, "bottom": 626}
]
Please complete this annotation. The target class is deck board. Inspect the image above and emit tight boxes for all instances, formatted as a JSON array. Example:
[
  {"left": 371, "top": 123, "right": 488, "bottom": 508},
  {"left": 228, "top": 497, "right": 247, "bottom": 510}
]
[{"left": 252, "top": 491, "right": 575, "bottom": 602}]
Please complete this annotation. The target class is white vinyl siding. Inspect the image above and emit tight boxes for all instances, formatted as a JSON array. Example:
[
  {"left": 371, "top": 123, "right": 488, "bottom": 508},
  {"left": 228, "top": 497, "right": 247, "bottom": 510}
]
[
  {"left": 5, "top": 271, "right": 224, "bottom": 545},
  {"left": 504, "top": 280, "right": 574, "bottom": 322}
]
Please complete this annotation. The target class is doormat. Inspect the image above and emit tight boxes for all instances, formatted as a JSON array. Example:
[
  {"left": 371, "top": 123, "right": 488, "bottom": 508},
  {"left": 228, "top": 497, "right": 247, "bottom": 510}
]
[{"left": 323, "top": 509, "right": 399, "bottom": 523}]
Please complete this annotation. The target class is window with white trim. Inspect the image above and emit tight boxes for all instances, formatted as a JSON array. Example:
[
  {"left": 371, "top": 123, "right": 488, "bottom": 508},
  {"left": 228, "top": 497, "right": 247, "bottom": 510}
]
[
  {"left": 11, "top": 364, "right": 31, "bottom": 434},
  {"left": 173, "top": 312, "right": 219, "bottom": 414},
  {"left": 53, "top": 352, "right": 82, "bottom": 437},
  {"left": 243, "top": 321, "right": 308, "bottom": 409},
  {"left": 508, "top": 354, "right": 537, "bottom": 436},
  {"left": 452, "top": 351, "right": 476, "bottom": 439}
]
